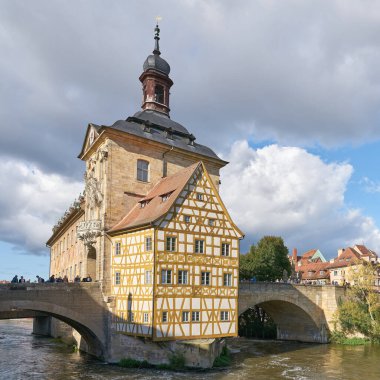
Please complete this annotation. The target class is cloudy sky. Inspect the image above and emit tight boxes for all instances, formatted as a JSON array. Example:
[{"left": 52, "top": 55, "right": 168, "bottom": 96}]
[{"left": 1, "top": 0, "right": 380, "bottom": 280}]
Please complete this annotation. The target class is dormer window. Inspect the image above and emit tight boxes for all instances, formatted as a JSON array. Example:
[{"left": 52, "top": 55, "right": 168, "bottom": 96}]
[
  {"left": 161, "top": 191, "right": 173, "bottom": 202},
  {"left": 154, "top": 85, "right": 164, "bottom": 103},
  {"left": 137, "top": 159, "right": 149, "bottom": 182},
  {"left": 139, "top": 199, "right": 151, "bottom": 208}
]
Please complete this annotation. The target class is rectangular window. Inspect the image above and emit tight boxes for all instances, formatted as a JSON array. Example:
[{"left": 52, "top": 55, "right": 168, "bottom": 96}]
[
  {"left": 191, "top": 311, "right": 200, "bottom": 322},
  {"left": 201, "top": 271, "right": 210, "bottom": 286},
  {"left": 178, "top": 270, "right": 188, "bottom": 285},
  {"left": 182, "top": 311, "right": 189, "bottom": 322},
  {"left": 220, "top": 311, "right": 229, "bottom": 321},
  {"left": 115, "top": 242, "right": 121, "bottom": 255},
  {"left": 184, "top": 215, "right": 191, "bottom": 223},
  {"left": 196, "top": 193, "right": 203, "bottom": 201},
  {"left": 334, "top": 271, "right": 338, "bottom": 276},
  {"left": 145, "top": 270, "right": 152, "bottom": 285},
  {"left": 115, "top": 272, "right": 121, "bottom": 285},
  {"left": 145, "top": 236, "right": 152, "bottom": 251},
  {"left": 143, "top": 313, "right": 149, "bottom": 323},
  {"left": 162, "top": 311, "right": 168, "bottom": 323},
  {"left": 222, "top": 243, "right": 230, "bottom": 256},
  {"left": 208, "top": 219, "right": 215, "bottom": 226},
  {"left": 195, "top": 240, "right": 204, "bottom": 254},
  {"left": 161, "top": 269, "right": 172, "bottom": 284},
  {"left": 223, "top": 273, "right": 232, "bottom": 287},
  {"left": 137, "top": 159, "right": 149, "bottom": 182},
  {"left": 128, "top": 311, "right": 134, "bottom": 322},
  {"left": 166, "top": 236, "right": 176, "bottom": 252}
]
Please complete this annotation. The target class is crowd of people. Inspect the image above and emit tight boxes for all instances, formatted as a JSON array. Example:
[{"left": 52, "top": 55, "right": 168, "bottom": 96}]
[{"left": 10, "top": 274, "right": 93, "bottom": 284}]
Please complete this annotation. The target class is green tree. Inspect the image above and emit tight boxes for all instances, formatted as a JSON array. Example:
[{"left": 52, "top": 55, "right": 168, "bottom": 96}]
[
  {"left": 239, "top": 236, "right": 291, "bottom": 281},
  {"left": 334, "top": 262, "right": 380, "bottom": 342}
]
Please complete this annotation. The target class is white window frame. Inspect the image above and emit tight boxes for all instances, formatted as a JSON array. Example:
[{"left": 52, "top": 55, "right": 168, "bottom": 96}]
[
  {"left": 223, "top": 273, "right": 232, "bottom": 287},
  {"left": 143, "top": 313, "right": 149, "bottom": 323},
  {"left": 221, "top": 311, "right": 229, "bottom": 321},
  {"left": 221, "top": 243, "right": 230, "bottom": 257},
  {"left": 191, "top": 311, "right": 200, "bottom": 322},
  {"left": 196, "top": 193, "right": 203, "bottom": 201},
  {"left": 145, "top": 236, "right": 152, "bottom": 251},
  {"left": 115, "top": 242, "right": 121, "bottom": 255},
  {"left": 195, "top": 239, "right": 204, "bottom": 254},
  {"left": 115, "top": 272, "right": 121, "bottom": 285},
  {"left": 162, "top": 311, "right": 168, "bottom": 323},
  {"left": 178, "top": 270, "right": 188, "bottom": 285},
  {"left": 201, "top": 271, "right": 210, "bottom": 286},
  {"left": 137, "top": 159, "right": 149, "bottom": 182},
  {"left": 161, "top": 269, "right": 172, "bottom": 284},
  {"left": 182, "top": 311, "right": 189, "bottom": 322},
  {"left": 166, "top": 236, "right": 176, "bottom": 252},
  {"left": 145, "top": 270, "right": 152, "bottom": 285}
]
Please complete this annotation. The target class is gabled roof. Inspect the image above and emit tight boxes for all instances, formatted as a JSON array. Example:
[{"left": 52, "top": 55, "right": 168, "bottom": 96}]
[
  {"left": 327, "top": 247, "right": 361, "bottom": 269},
  {"left": 354, "top": 244, "right": 378, "bottom": 258},
  {"left": 297, "top": 261, "right": 330, "bottom": 280},
  {"left": 108, "top": 161, "right": 244, "bottom": 238},
  {"left": 302, "top": 249, "right": 317, "bottom": 258},
  {"left": 108, "top": 162, "right": 201, "bottom": 233}
]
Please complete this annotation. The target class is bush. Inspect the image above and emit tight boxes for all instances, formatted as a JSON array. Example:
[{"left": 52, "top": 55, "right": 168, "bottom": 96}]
[{"left": 213, "top": 346, "right": 231, "bottom": 368}]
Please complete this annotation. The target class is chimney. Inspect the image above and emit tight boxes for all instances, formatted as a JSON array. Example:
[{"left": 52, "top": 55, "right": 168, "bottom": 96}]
[
  {"left": 292, "top": 248, "right": 298, "bottom": 263},
  {"left": 338, "top": 248, "right": 345, "bottom": 256}
]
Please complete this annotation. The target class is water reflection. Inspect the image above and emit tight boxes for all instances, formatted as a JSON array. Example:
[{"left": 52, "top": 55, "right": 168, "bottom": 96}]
[{"left": 1, "top": 320, "right": 380, "bottom": 380}]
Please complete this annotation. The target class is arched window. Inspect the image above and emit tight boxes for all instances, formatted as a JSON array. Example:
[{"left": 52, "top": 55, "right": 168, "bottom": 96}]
[
  {"left": 154, "top": 85, "right": 164, "bottom": 104},
  {"left": 137, "top": 159, "right": 149, "bottom": 182}
]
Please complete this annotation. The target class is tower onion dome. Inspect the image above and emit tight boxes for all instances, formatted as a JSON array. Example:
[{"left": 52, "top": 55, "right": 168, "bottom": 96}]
[{"left": 143, "top": 24, "right": 170, "bottom": 75}]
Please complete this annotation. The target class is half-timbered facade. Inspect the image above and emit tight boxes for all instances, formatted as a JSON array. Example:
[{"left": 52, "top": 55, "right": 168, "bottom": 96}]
[{"left": 109, "top": 162, "right": 243, "bottom": 340}]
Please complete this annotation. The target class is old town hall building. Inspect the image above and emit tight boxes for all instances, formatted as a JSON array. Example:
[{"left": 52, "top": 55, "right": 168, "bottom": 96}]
[{"left": 46, "top": 25, "right": 243, "bottom": 343}]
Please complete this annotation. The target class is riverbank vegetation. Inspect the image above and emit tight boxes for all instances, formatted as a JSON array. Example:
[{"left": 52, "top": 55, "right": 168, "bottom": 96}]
[
  {"left": 333, "top": 262, "right": 380, "bottom": 344},
  {"left": 240, "top": 236, "right": 291, "bottom": 281},
  {"left": 119, "top": 353, "right": 185, "bottom": 370},
  {"left": 213, "top": 346, "right": 231, "bottom": 367}
]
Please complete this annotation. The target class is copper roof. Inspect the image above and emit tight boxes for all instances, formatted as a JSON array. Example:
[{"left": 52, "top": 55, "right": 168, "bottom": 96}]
[{"left": 108, "top": 162, "right": 201, "bottom": 233}]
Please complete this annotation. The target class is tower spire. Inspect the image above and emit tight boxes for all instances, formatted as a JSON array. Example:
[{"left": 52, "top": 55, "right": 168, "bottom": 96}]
[{"left": 153, "top": 23, "right": 161, "bottom": 55}]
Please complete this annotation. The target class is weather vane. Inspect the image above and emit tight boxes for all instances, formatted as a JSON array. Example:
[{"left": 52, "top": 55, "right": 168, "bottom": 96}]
[{"left": 155, "top": 16, "right": 162, "bottom": 25}]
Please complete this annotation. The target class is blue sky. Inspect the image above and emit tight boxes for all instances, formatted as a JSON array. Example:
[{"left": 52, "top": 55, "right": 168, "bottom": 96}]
[{"left": 1, "top": 0, "right": 380, "bottom": 280}]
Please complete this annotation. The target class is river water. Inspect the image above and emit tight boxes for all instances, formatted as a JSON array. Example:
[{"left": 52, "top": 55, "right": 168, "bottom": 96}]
[{"left": 1, "top": 319, "right": 379, "bottom": 380}]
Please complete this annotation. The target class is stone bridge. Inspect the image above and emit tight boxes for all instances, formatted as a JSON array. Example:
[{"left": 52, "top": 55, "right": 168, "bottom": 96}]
[
  {"left": 0, "top": 282, "right": 346, "bottom": 362},
  {"left": 239, "top": 282, "right": 346, "bottom": 343},
  {"left": 0, "top": 283, "right": 109, "bottom": 359}
]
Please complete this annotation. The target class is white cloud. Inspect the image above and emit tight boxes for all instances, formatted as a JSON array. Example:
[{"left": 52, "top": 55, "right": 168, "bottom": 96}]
[
  {"left": 220, "top": 141, "right": 380, "bottom": 257},
  {"left": 0, "top": 158, "right": 83, "bottom": 255},
  {"left": 361, "top": 177, "right": 380, "bottom": 193}
]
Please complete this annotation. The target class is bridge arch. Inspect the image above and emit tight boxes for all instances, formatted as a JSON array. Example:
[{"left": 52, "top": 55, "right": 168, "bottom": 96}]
[
  {"left": 0, "top": 283, "right": 109, "bottom": 359},
  {"left": 238, "top": 283, "right": 329, "bottom": 343}
]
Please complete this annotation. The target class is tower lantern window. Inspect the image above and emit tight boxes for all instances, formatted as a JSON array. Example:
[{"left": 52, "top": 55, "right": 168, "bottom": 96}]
[{"left": 154, "top": 85, "right": 164, "bottom": 104}]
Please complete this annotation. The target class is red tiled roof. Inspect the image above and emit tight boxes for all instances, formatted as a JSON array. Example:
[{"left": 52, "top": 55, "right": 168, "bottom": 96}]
[
  {"left": 108, "top": 162, "right": 201, "bottom": 233},
  {"left": 327, "top": 247, "right": 361, "bottom": 269},
  {"left": 295, "top": 261, "right": 330, "bottom": 280},
  {"left": 354, "top": 244, "right": 378, "bottom": 258},
  {"left": 302, "top": 249, "right": 317, "bottom": 258}
]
